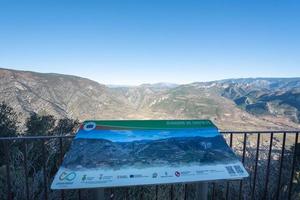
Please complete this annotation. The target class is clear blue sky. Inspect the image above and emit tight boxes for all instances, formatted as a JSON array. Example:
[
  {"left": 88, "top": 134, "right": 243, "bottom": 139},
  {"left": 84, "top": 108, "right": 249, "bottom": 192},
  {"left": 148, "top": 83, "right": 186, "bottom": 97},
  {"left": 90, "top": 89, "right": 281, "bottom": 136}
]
[{"left": 0, "top": 0, "right": 299, "bottom": 85}]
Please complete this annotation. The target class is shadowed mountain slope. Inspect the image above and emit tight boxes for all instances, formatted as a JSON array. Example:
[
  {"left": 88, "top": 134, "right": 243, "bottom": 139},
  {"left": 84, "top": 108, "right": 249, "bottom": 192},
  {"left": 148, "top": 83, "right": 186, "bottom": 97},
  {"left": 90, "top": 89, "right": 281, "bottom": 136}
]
[{"left": 1, "top": 68, "right": 299, "bottom": 131}]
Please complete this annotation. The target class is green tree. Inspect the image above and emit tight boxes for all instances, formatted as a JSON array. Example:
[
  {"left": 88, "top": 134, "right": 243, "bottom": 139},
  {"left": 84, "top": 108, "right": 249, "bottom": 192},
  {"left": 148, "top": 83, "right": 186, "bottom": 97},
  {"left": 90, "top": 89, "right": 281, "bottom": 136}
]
[
  {"left": 25, "top": 112, "right": 56, "bottom": 177},
  {"left": 52, "top": 118, "right": 79, "bottom": 135},
  {"left": 0, "top": 102, "right": 18, "bottom": 166},
  {"left": 25, "top": 112, "right": 55, "bottom": 136},
  {"left": 0, "top": 102, "right": 18, "bottom": 137}
]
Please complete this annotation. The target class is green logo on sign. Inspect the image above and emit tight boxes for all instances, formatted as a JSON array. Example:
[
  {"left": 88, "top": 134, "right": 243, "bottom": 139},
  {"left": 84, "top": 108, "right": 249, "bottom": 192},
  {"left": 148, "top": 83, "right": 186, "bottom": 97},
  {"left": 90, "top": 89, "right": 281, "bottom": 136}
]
[{"left": 59, "top": 172, "right": 76, "bottom": 181}]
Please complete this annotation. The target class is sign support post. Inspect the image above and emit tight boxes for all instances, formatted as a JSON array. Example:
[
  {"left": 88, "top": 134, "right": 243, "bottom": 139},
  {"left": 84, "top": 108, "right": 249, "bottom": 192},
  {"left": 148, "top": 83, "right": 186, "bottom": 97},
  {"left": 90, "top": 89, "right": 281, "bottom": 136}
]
[
  {"left": 196, "top": 182, "right": 208, "bottom": 200},
  {"left": 92, "top": 188, "right": 105, "bottom": 200},
  {"left": 91, "top": 183, "right": 208, "bottom": 200}
]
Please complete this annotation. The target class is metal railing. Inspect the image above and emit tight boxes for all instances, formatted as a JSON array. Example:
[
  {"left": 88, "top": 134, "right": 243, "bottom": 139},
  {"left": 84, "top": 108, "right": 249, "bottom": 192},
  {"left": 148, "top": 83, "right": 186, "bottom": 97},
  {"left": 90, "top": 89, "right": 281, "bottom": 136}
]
[{"left": 0, "top": 131, "right": 299, "bottom": 200}]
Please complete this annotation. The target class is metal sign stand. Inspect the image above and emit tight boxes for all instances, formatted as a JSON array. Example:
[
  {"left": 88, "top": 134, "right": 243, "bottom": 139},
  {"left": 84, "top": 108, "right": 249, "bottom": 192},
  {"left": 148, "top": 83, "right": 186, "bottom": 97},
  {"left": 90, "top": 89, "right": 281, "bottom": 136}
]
[
  {"left": 196, "top": 182, "right": 208, "bottom": 200},
  {"left": 92, "top": 188, "right": 105, "bottom": 200},
  {"left": 92, "top": 182, "right": 208, "bottom": 200}
]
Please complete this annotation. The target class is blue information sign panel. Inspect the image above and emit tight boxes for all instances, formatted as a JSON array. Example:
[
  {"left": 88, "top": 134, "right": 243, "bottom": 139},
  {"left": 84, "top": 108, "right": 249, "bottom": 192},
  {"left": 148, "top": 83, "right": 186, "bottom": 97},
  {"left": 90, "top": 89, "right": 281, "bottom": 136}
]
[{"left": 51, "top": 120, "right": 248, "bottom": 189}]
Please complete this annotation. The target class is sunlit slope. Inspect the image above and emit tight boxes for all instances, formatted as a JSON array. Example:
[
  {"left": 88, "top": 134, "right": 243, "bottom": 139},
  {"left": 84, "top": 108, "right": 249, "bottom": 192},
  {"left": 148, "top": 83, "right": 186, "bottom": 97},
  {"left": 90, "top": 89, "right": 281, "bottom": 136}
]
[
  {"left": 138, "top": 84, "right": 300, "bottom": 130},
  {"left": 0, "top": 68, "right": 299, "bottom": 130}
]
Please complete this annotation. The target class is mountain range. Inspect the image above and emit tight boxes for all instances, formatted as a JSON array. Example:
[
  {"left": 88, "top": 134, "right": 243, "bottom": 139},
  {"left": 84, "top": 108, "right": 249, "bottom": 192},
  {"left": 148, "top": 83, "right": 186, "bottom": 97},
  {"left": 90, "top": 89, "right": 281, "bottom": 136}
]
[{"left": 1, "top": 68, "right": 300, "bottom": 131}]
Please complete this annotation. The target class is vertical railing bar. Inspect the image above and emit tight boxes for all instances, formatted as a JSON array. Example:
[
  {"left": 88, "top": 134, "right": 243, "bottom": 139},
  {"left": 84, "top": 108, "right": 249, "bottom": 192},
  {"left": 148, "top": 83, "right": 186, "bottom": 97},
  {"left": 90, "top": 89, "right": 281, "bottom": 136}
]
[
  {"left": 184, "top": 184, "right": 187, "bottom": 200},
  {"left": 287, "top": 132, "right": 299, "bottom": 200},
  {"left": 225, "top": 133, "right": 233, "bottom": 200},
  {"left": 241, "top": 133, "right": 247, "bottom": 163},
  {"left": 78, "top": 189, "right": 82, "bottom": 200},
  {"left": 42, "top": 139, "right": 48, "bottom": 200},
  {"left": 4, "top": 140, "right": 12, "bottom": 200},
  {"left": 263, "top": 132, "right": 273, "bottom": 199},
  {"left": 251, "top": 133, "right": 260, "bottom": 200},
  {"left": 59, "top": 138, "right": 65, "bottom": 200},
  {"left": 77, "top": 127, "right": 82, "bottom": 200},
  {"left": 229, "top": 133, "right": 233, "bottom": 147},
  {"left": 140, "top": 187, "right": 144, "bottom": 200},
  {"left": 23, "top": 140, "right": 30, "bottom": 200},
  {"left": 275, "top": 132, "right": 286, "bottom": 200},
  {"left": 238, "top": 133, "right": 247, "bottom": 200},
  {"left": 109, "top": 188, "right": 114, "bottom": 199},
  {"left": 155, "top": 185, "right": 158, "bottom": 200},
  {"left": 125, "top": 187, "right": 129, "bottom": 200},
  {"left": 212, "top": 182, "right": 216, "bottom": 200},
  {"left": 170, "top": 185, "right": 173, "bottom": 200}
]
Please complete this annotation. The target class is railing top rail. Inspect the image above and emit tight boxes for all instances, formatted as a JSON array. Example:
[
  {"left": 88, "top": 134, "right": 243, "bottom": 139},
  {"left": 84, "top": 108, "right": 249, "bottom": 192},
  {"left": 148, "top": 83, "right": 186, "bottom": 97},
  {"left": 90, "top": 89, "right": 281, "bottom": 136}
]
[
  {"left": 0, "top": 135, "right": 75, "bottom": 140},
  {"left": 0, "top": 130, "right": 300, "bottom": 140},
  {"left": 220, "top": 130, "right": 300, "bottom": 134}
]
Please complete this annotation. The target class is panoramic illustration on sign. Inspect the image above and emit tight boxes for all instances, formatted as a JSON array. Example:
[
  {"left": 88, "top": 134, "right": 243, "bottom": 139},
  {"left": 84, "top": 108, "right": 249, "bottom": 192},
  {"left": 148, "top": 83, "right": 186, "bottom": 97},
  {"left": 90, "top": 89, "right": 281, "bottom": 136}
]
[{"left": 51, "top": 120, "right": 248, "bottom": 189}]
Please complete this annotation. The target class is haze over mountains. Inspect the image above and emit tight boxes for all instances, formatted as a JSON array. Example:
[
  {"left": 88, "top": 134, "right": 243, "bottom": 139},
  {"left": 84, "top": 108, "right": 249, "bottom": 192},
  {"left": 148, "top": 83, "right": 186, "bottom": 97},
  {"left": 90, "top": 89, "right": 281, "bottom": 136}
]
[{"left": 0, "top": 68, "right": 299, "bottom": 131}]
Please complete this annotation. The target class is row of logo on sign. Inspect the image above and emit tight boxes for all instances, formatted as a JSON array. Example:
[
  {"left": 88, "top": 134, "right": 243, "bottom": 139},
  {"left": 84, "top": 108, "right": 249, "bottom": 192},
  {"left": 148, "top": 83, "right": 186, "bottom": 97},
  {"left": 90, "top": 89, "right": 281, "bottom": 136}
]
[{"left": 59, "top": 171, "right": 182, "bottom": 182}]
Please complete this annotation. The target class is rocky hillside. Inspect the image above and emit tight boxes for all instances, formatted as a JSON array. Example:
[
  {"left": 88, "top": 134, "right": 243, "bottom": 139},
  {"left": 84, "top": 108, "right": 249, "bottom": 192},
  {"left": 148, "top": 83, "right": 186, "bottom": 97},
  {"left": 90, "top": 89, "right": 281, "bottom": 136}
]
[
  {"left": 0, "top": 68, "right": 299, "bottom": 131},
  {"left": 0, "top": 68, "right": 134, "bottom": 120},
  {"left": 217, "top": 78, "right": 300, "bottom": 123}
]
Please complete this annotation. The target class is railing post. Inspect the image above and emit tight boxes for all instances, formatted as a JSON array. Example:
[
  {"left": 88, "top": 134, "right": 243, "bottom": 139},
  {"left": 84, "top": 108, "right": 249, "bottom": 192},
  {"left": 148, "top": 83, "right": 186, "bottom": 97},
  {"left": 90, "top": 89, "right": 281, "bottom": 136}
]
[
  {"left": 225, "top": 133, "right": 233, "bottom": 200},
  {"left": 59, "top": 138, "right": 65, "bottom": 200},
  {"left": 211, "top": 182, "right": 215, "bottom": 200},
  {"left": 170, "top": 184, "right": 173, "bottom": 200},
  {"left": 184, "top": 184, "right": 187, "bottom": 200},
  {"left": 238, "top": 133, "right": 247, "bottom": 200},
  {"left": 78, "top": 189, "right": 82, "bottom": 200},
  {"left": 42, "top": 139, "right": 48, "bottom": 200},
  {"left": 275, "top": 132, "right": 286, "bottom": 200},
  {"left": 156, "top": 185, "right": 159, "bottom": 200},
  {"left": 23, "top": 140, "right": 30, "bottom": 200},
  {"left": 4, "top": 140, "right": 13, "bottom": 200},
  {"left": 251, "top": 133, "right": 260, "bottom": 199},
  {"left": 263, "top": 132, "right": 274, "bottom": 199},
  {"left": 288, "top": 132, "right": 299, "bottom": 200}
]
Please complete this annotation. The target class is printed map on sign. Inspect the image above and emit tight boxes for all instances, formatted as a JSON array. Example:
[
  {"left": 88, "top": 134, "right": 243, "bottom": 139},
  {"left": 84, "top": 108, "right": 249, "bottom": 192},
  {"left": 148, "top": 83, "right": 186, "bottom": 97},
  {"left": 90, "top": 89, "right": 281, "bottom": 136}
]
[{"left": 51, "top": 120, "right": 248, "bottom": 189}]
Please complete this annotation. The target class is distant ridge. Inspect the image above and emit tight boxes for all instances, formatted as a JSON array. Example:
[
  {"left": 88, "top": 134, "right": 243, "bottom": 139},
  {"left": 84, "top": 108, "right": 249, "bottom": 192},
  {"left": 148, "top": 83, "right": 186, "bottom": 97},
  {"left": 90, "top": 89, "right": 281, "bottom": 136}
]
[{"left": 0, "top": 67, "right": 299, "bottom": 131}]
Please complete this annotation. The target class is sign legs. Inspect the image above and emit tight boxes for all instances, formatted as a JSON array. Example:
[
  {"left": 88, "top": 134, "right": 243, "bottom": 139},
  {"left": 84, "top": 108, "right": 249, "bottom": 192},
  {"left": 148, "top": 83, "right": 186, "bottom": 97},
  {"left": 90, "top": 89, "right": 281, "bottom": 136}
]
[
  {"left": 196, "top": 182, "right": 208, "bottom": 200},
  {"left": 92, "top": 188, "right": 105, "bottom": 200}
]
